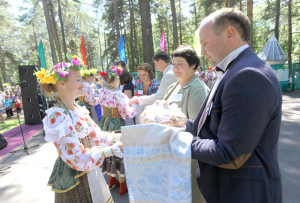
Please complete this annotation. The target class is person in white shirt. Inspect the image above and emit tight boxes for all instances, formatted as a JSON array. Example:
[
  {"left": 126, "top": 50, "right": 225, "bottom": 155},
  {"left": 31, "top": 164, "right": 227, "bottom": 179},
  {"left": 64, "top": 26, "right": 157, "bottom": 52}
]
[{"left": 129, "top": 52, "right": 178, "bottom": 107}]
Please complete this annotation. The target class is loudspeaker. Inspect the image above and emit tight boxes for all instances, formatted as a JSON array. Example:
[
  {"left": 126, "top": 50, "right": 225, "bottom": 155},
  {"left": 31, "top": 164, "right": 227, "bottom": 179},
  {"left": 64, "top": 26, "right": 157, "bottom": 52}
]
[
  {"left": 18, "top": 65, "right": 42, "bottom": 125},
  {"left": 0, "top": 133, "right": 8, "bottom": 149}
]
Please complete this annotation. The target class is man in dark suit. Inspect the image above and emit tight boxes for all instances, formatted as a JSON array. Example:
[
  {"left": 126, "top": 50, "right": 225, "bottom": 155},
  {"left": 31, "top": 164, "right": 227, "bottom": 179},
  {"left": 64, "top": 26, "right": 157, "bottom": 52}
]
[{"left": 187, "top": 8, "right": 282, "bottom": 203}]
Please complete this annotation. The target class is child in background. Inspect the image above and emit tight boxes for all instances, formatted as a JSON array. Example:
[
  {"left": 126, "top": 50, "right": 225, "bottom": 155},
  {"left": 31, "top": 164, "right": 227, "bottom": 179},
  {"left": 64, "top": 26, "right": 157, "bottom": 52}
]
[{"left": 15, "top": 97, "right": 22, "bottom": 116}]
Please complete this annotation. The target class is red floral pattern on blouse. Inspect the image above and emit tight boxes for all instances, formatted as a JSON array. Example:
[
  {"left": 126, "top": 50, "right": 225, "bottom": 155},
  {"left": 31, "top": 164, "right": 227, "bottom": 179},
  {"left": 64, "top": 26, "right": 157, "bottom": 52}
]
[
  {"left": 98, "top": 88, "right": 137, "bottom": 119},
  {"left": 43, "top": 107, "right": 119, "bottom": 171},
  {"left": 83, "top": 82, "right": 101, "bottom": 105}
]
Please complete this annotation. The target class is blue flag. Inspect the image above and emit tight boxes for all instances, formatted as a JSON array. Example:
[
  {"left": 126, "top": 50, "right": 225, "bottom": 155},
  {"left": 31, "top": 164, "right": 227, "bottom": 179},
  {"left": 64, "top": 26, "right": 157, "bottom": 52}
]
[
  {"left": 118, "top": 35, "right": 127, "bottom": 64},
  {"left": 38, "top": 40, "right": 47, "bottom": 69}
]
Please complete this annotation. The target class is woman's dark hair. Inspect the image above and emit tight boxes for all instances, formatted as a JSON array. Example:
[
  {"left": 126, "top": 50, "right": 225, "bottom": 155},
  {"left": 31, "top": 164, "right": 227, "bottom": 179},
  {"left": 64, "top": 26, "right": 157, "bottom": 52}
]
[
  {"left": 119, "top": 70, "right": 133, "bottom": 85},
  {"left": 172, "top": 46, "right": 200, "bottom": 70},
  {"left": 137, "top": 63, "right": 155, "bottom": 79}
]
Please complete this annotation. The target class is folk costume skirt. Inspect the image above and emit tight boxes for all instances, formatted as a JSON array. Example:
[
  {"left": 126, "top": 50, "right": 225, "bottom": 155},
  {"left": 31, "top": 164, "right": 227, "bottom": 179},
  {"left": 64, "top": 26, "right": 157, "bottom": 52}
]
[{"left": 98, "top": 107, "right": 125, "bottom": 177}]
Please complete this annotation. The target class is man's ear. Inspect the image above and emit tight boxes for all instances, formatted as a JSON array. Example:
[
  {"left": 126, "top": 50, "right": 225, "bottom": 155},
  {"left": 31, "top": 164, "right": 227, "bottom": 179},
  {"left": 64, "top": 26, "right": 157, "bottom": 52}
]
[{"left": 225, "top": 25, "right": 236, "bottom": 40}]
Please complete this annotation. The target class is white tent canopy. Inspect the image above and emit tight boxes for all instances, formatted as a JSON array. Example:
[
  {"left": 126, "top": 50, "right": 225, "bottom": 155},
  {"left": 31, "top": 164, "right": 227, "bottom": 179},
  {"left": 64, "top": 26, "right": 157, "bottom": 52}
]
[{"left": 258, "top": 34, "right": 288, "bottom": 65}]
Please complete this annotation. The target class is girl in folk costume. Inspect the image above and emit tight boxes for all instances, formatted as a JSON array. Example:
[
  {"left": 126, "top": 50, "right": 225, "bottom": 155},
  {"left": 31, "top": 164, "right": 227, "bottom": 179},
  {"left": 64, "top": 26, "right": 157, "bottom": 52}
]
[
  {"left": 78, "top": 69, "right": 99, "bottom": 122},
  {"left": 98, "top": 66, "right": 137, "bottom": 195},
  {"left": 35, "top": 56, "right": 123, "bottom": 203}
]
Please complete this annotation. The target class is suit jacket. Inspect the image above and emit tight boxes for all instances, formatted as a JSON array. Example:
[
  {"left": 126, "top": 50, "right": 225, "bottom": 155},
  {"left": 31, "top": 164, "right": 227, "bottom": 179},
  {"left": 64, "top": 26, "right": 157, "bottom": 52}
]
[
  {"left": 137, "top": 65, "right": 178, "bottom": 107},
  {"left": 186, "top": 47, "right": 282, "bottom": 203},
  {"left": 164, "top": 75, "right": 209, "bottom": 119}
]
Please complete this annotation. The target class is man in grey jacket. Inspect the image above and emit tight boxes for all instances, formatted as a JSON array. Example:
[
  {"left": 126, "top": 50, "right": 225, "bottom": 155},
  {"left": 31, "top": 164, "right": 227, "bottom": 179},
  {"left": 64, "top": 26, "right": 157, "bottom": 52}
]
[{"left": 129, "top": 52, "right": 178, "bottom": 107}]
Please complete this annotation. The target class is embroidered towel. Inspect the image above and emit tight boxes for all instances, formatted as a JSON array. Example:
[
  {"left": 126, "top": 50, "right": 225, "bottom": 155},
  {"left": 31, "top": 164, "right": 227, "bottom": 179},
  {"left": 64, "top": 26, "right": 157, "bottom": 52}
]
[{"left": 121, "top": 124, "right": 192, "bottom": 203}]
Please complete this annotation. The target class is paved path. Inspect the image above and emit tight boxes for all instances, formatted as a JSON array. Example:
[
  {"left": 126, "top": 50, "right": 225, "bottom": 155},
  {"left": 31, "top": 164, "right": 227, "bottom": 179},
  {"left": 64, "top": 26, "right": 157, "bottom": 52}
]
[
  {"left": 0, "top": 91, "right": 299, "bottom": 203},
  {"left": 278, "top": 91, "right": 300, "bottom": 202}
]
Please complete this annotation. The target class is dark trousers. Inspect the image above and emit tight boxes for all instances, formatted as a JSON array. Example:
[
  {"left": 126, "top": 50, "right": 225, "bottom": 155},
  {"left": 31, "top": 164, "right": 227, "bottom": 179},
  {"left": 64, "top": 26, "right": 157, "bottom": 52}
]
[{"left": 5, "top": 108, "right": 13, "bottom": 117}]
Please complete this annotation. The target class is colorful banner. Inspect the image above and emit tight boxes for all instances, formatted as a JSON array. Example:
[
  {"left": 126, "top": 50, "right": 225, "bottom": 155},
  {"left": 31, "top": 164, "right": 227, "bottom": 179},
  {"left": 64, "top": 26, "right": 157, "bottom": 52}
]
[
  {"left": 37, "top": 40, "right": 47, "bottom": 69},
  {"left": 160, "top": 31, "right": 165, "bottom": 52},
  {"left": 81, "top": 35, "right": 87, "bottom": 65},
  {"left": 118, "top": 35, "right": 127, "bottom": 64},
  {"left": 193, "top": 28, "right": 201, "bottom": 56}
]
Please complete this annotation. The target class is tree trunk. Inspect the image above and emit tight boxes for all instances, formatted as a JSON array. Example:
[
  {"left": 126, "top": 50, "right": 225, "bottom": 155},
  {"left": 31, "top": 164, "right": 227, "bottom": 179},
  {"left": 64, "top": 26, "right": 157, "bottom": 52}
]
[
  {"left": 48, "top": 0, "right": 62, "bottom": 62},
  {"left": 0, "top": 61, "right": 9, "bottom": 83},
  {"left": 178, "top": 0, "right": 182, "bottom": 45},
  {"left": 166, "top": 20, "right": 170, "bottom": 56},
  {"left": 104, "top": 32, "right": 109, "bottom": 69},
  {"left": 287, "top": 0, "right": 292, "bottom": 64},
  {"left": 0, "top": 50, "right": 8, "bottom": 83},
  {"left": 131, "top": 0, "right": 139, "bottom": 67},
  {"left": 247, "top": 0, "right": 253, "bottom": 48},
  {"left": 240, "top": 0, "right": 242, "bottom": 11},
  {"left": 193, "top": 1, "right": 198, "bottom": 30},
  {"left": 128, "top": 0, "right": 135, "bottom": 72},
  {"left": 274, "top": 0, "right": 280, "bottom": 40},
  {"left": 113, "top": 0, "right": 120, "bottom": 41},
  {"left": 42, "top": 0, "right": 57, "bottom": 64},
  {"left": 58, "top": 0, "right": 68, "bottom": 61},
  {"left": 97, "top": 24, "right": 104, "bottom": 71},
  {"left": 138, "top": 0, "right": 154, "bottom": 66},
  {"left": 170, "top": 0, "right": 178, "bottom": 50},
  {"left": 0, "top": 77, "right": 2, "bottom": 91}
]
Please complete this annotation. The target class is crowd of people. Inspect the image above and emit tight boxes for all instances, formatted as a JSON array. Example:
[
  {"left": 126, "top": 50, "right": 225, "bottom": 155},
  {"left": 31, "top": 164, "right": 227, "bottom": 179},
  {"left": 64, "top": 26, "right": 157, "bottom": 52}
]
[
  {"left": 33, "top": 8, "right": 282, "bottom": 203},
  {"left": 0, "top": 86, "right": 22, "bottom": 123}
]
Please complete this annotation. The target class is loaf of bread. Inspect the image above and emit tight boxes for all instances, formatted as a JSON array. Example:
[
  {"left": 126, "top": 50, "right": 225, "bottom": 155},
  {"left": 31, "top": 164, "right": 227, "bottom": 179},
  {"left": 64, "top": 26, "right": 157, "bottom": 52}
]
[{"left": 139, "top": 100, "right": 187, "bottom": 127}]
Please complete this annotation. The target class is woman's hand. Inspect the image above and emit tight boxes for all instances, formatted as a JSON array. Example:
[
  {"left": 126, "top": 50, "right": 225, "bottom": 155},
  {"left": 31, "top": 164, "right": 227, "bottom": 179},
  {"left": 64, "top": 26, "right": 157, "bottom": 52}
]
[
  {"left": 118, "top": 141, "right": 123, "bottom": 152},
  {"left": 129, "top": 97, "right": 139, "bottom": 106}
]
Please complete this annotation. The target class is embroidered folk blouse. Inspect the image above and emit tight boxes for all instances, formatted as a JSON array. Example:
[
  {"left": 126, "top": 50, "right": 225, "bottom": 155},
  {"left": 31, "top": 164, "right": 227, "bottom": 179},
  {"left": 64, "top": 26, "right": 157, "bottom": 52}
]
[
  {"left": 43, "top": 106, "right": 122, "bottom": 172},
  {"left": 98, "top": 87, "right": 137, "bottom": 119},
  {"left": 83, "top": 82, "right": 101, "bottom": 106}
]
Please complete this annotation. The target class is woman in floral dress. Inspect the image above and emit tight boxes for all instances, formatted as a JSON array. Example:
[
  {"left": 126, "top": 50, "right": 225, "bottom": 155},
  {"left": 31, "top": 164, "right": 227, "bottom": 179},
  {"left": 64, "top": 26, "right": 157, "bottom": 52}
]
[
  {"left": 98, "top": 66, "right": 137, "bottom": 195},
  {"left": 35, "top": 56, "right": 123, "bottom": 203}
]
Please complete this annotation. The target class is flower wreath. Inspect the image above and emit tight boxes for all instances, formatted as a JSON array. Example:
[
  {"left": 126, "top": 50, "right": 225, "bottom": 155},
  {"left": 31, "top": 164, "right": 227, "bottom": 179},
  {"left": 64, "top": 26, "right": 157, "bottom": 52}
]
[
  {"left": 99, "top": 66, "right": 123, "bottom": 80},
  {"left": 81, "top": 69, "right": 98, "bottom": 78},
  {"left": 34, "top": 55, "right": 85, "bottom": 84}
]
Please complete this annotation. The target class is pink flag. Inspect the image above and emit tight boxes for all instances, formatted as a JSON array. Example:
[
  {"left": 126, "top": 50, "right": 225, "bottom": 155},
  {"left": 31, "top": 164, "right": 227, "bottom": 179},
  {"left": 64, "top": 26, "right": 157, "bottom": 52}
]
[{"left": 160, "top": 31, "right": 165, "bottom": 52}]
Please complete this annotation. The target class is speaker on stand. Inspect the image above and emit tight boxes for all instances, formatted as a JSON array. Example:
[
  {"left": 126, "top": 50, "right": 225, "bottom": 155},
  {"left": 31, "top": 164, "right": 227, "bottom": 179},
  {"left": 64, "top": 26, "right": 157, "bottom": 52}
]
[{"left": 18, "top": 65, "right": 42, "bottom": 125}]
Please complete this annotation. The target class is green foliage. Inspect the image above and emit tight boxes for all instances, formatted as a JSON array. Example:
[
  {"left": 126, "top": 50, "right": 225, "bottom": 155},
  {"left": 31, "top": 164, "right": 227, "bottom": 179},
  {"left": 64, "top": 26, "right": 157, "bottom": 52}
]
[{"left": 0, "top": 0, "right": 299, "bottom": 86}]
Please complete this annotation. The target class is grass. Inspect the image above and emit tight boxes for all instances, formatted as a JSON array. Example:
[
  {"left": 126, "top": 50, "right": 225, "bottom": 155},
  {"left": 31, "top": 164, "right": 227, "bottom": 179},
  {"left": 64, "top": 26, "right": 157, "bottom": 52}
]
[{"left": 0, "top": 116, "right": 24, "bottom": 134}]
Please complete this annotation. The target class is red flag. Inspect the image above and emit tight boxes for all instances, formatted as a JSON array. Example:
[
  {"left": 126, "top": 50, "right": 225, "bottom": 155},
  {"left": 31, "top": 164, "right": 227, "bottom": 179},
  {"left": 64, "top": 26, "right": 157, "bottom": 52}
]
[{"left": 80, "top": 35, "right": 87, "bottom": 65}]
